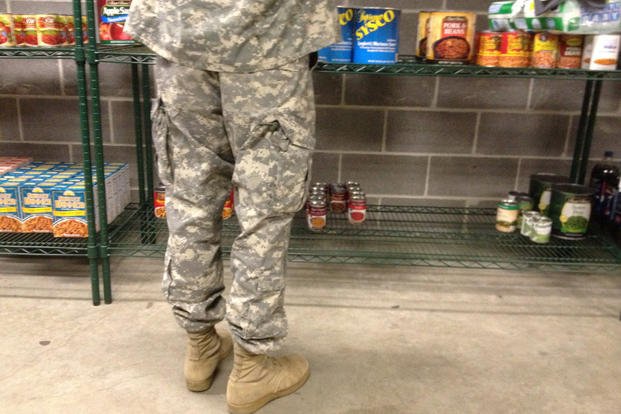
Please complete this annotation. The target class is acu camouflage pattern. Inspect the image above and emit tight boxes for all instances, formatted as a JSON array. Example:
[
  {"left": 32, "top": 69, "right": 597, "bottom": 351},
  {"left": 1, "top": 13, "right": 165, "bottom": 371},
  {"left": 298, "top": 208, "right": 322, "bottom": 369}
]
[
  {"left": 153, "top": 56, "right": 315, "bottom": 354},
  {"left": 126, "top": 0, "right": 340, "bottom": 72}
]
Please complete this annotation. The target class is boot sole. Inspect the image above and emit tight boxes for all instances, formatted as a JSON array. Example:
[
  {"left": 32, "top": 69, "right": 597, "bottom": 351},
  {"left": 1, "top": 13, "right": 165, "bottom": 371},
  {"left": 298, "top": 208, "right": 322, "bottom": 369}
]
[
  {"left": 227, "top": 368, "right": 310, "bottom": 414},
  {"left": 186, "top": 339, "right": 234, "bottom": 392}
]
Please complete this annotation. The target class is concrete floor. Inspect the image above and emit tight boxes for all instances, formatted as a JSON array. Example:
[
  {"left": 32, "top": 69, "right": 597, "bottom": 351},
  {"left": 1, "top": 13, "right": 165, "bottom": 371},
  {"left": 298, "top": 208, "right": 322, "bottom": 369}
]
[{"left": 1, "top": 256, "right": 620, "bottom": 414}]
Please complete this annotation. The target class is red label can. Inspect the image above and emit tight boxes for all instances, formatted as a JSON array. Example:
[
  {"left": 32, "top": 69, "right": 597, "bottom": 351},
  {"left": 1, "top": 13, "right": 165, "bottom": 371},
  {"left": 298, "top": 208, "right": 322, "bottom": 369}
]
[
  {"left": 498, "top": 31, "right": 530, "bottom": 68},
  {"left": 475, "top": 31, "right": 501, "bottom": 67},
  {"left": 154, "top": 185, "right": 166, "bottom": 219}
]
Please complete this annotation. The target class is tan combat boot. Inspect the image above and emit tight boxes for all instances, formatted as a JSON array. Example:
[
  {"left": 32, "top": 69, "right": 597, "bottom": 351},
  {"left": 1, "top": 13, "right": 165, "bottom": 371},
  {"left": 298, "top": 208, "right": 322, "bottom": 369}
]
[
  {"left": 226, "top": 343, "right": 310, "bottom": 414},
  {"left": 184, "top": 328, "right": 233, "bottom": 392}
]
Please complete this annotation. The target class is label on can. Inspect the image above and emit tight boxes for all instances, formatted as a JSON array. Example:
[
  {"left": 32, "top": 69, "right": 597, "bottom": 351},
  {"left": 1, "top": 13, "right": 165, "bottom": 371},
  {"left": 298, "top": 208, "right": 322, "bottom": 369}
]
[
  {"left": 496, "top": 199, "right": 519, "bottom": 233},
  {"left": 23, "top": 15, "right": 38, "bottom": 46},
  {"left": 222, "top": 188, "right": 234, "bottom": 220},
  {"left": 154, "top": 185, "right": 166, "bottom": 219},
  {"left": 476, "top": 31, "right": 501, "bottom": 67},
  {"left": 557, "top": 35, "right": 583, "bottom": 69},
  {"left": 426, "top": 11, "right": 476, "bottom": 64},
  {"left": 0, "top": 14, "right": 15, "bottom": 46},
  {"left": 323, "top": 7, "right": 355, "bottom": 63},
  {"left": 353, "top": 8, "right": 400, "bottom": 64},
  {"left": 531, "top": 217, "right": 552, "bottom": 244},
  {"left": 416, "top": 11, "right": 431, "bottom": 59},
  {"left": 549, "top": 184, "right": 592, "bottom": 239},
  {"left": 531, "top": 32, "right": 558, "bottom": 68},
  {"left": 498, "top": 31, "right": 530, "bottom": 67}
]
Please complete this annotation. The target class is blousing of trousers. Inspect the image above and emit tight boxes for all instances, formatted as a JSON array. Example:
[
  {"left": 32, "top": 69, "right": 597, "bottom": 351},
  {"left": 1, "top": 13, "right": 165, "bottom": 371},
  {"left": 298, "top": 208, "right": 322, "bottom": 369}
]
[{"left": 152, "top": 56, "right": 315, "bottom": 355}]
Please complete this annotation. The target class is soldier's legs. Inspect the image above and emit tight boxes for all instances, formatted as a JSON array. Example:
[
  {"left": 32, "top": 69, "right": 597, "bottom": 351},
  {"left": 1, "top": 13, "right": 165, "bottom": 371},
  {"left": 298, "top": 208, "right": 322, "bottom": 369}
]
[
  {"left": 153, "top": 58, "right": 234, "bottom": 333},
  {"left": 220, "top": 57, "right": 315, "bottom": 354}
]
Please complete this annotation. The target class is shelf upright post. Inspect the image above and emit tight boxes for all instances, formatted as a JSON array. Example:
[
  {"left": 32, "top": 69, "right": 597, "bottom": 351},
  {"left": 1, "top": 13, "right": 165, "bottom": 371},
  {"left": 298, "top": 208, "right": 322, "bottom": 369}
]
[
  {"left": 570, "top": 78, "right": 603, "bottom": 184},
  {"left": 131, "top": 66, "right": 146, "bottom": 207},
  {"left": 85, "top": 0, "right": 112, "bottom": 303},
  {"left": 141, "top": 65, "right": 155, "bottom": 208},
  {"left": 72, "top": 0, "right": 100, "bottom": 305}
]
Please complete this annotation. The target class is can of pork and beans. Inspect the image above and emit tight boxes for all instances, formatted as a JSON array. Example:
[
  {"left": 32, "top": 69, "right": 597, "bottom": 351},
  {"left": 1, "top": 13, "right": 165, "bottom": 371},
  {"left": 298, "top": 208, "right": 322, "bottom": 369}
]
[
  {"left": 548, "top": 184, "right": 593, "bottom": 239},
  {"left": 425, "top": 11, "right": 476, "bottom": 64},
  {"left": 415, "top": 11, "right": 431, "bottom": 61},
  {"left": 318, "top": 7, "right": 356, "bottom": 63},
  {"left": 352, "top": 7, "right": 400, "bottom": 64}
]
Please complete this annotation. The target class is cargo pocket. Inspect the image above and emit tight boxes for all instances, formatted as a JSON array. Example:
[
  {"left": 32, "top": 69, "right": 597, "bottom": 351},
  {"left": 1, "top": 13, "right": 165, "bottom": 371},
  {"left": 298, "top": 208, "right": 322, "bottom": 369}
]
[
  {"left": 151, "top": 99, "right": 174, "bottom": 186},
  {"left": 234, "top": 120, "right": 312, "bottom": 215}
]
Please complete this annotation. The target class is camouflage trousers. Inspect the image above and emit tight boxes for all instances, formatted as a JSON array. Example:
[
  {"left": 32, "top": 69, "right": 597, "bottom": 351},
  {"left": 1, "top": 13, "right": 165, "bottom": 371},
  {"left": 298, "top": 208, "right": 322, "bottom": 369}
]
[{"left": 152, "top": 56, "right": 314, "bottom": 354}]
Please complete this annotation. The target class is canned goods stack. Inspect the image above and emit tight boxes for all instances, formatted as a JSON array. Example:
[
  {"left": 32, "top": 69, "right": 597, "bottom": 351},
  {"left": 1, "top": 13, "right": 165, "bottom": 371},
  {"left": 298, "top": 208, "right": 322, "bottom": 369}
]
[
  {"left": 319, "top": 7, "right": 400, "bottom": 64},
  {"left": 0, "top": 13, "right": 88, "bottom": 47},
  {"left": 307, "top": 182, "right": 329, "bottom": 232},
  {"left": 496, "top": 171, "right": 603, "bottom": 242},
  {"left": 305, "top": 180, "right": 368, "bottom": 231},
  {"left": 497, "top": 190, "right": 552, "bottom": 243}
]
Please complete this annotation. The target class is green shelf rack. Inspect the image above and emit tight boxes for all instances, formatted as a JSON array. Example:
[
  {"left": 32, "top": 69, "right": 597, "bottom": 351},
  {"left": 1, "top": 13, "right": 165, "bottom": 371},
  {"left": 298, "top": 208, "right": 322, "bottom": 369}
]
[
  {"left": 0, "top": 232, "right": 88, "bottom": 256},
  {"left": 0, "top": 0, "right": 101, "bottom": 305},
  {"left": 0, "top": 46, "right": 76, "bottom": 59},
  {"left": 106, "top": 204, "right": 621, "bottom": 272},
  {"left": 5, "top": 34, "right": 621, "bottom": 305}
]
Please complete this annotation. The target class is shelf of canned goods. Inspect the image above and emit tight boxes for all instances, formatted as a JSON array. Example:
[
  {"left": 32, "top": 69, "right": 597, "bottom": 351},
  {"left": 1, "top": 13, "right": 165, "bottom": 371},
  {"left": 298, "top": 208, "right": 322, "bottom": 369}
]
[{"left": 105, "top": 203, "right": 621, "bottom": 272}]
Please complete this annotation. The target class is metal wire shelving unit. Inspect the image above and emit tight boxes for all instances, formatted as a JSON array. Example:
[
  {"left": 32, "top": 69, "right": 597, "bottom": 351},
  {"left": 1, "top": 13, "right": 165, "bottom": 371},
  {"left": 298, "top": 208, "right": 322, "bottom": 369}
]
[
  {"left": 105, "top": 203, "right": 621, "bottom": 272},
  {"left": 4, "top": 33, "right": 621, "bottom": 304},
  {"left": 0, "top": 0, "right": 101, "bottom": 304}
]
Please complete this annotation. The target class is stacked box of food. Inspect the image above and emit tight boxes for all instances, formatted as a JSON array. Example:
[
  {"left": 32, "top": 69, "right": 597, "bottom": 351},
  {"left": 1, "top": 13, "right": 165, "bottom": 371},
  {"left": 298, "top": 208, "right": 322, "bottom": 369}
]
[
  {"left": 19, "top": 164, "right": 80, "bottom": 233},
  {"left": 0, "top": 157, "right": 33, "bottom": 175}
]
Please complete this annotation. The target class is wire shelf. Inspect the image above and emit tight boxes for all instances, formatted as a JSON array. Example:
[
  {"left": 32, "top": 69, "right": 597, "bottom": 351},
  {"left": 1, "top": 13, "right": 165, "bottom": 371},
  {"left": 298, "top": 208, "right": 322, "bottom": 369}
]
[
  {"left": 0, "top": 231, "right": 89, "bottom": 256},
  {"left": 83, "top": 45, "right": 621, "bottom": 80},
  {"left": 0, "top": 46, "right": 76, "bottom": 59},
  {"left": 106, "top": 204, "right": 621, "bottom": 271}
]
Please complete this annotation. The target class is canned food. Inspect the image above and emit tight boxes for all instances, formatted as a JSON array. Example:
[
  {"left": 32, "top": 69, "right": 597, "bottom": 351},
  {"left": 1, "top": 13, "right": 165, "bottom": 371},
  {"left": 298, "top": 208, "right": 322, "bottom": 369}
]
[
  {"left": 521, "top": 211, "right": 540, "bottom": 237},
  {"left": 0, "top": 14, "right": 15, "bottom": 46},
  {"left": 549, "top": 184, "right": 593, "bottom": 239},
  {"left": 531, "top": 216, "right": 552, "bottom": 244},
  {"left": 416, "top": 11, "right": 431, "bottom": 60},
  {"left": 557, "top": 35, "right": 583, "bottom": 69},
  {"left": 318, "top": 7, "right": 355, "bottom": 63},
  {"left": 498, "top": 30, "right": 530, "bottom": 68},
  {"left": 496, "top": 199, "right": 519, "bottom": 233},
  {"left": 426, "top": 11, "right": 476, "bottom": 64},
  {"left": 307, "top": 196, "right": 328, "bottom": 231},
  {"left": 12, "top": 15, "right": 26, "bottom": 46},
  {"left": 329, "top": 183, "right": 348, "bottom": 213},
  {"left": 348, "top": 193, "right": 367, "bottom": 225},
  {"left": 22, "top": 15, "right": 38, "bottom": 46},
  {"left": 530, "top": 32, "right": 558, "bottom": 68},
  {"left": 529, "top": 173, "right": 570, "bottom": 216},
  {"left": 222, "top": 188, "right": 234, "bottom": 220},
  {"left": 353, "top": 7, "right": 400, "bottom": 64},
  {"left": 475, "top": 31, "right": 501, "bottom": 67},
  {"left": 154, "top": 185, "right": 166, "bottom": 219},
  {"left": 36, "top": 14, "right": 62, "bottom": 46}
]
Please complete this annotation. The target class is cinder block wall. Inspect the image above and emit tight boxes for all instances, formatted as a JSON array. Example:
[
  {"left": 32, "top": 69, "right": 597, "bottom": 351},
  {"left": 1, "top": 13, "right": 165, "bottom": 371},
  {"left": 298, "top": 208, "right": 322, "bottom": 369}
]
[{"left": 1, "top": 0, "right": 621, "bottom": 207}]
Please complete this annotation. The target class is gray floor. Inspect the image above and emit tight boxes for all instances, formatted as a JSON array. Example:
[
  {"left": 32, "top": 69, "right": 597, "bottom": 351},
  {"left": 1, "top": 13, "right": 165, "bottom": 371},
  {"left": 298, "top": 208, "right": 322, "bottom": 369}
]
[{"left": 1, "top": 256, "right": 620, "bottom": 414}]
